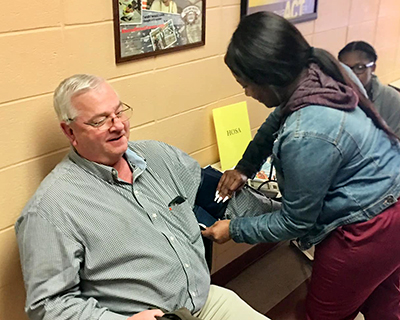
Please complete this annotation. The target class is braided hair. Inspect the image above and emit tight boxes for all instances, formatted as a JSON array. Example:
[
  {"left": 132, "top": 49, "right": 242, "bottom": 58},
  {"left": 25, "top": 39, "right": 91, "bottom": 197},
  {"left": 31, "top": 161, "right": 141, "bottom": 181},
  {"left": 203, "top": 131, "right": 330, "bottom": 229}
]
[{"left": 338, "top": 41, "right": 378, "bottom": 63}]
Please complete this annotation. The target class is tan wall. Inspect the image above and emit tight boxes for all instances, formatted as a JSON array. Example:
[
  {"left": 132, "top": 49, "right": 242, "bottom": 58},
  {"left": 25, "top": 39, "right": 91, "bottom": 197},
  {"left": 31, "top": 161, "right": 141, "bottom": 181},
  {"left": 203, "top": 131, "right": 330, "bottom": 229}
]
[{"left": 1, "top": 0, "right": 399, "bottom": 318}]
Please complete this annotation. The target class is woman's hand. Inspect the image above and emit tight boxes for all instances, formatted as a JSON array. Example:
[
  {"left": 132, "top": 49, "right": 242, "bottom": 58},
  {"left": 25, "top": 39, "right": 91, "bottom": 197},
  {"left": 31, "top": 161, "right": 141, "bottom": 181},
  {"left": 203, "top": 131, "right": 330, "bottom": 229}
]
[
  {"left": 216, "top": 169, "right": 248, "bottom": 201},
  {"left": 127, "top": 309, "right": 164, "bottom": 320},
  {"left": 202, "top": 220, "right": 231, "bottom": 244}
]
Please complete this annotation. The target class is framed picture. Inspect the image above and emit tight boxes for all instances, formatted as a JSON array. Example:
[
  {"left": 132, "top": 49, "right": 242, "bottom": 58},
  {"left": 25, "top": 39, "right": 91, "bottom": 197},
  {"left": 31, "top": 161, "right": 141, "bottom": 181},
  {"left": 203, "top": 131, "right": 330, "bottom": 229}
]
[
  {"left": 241, "top": 0, "right": 318, "bottom": 24},
  {"left": 113, "top": 0, "right": 206, "bottom": 63}
]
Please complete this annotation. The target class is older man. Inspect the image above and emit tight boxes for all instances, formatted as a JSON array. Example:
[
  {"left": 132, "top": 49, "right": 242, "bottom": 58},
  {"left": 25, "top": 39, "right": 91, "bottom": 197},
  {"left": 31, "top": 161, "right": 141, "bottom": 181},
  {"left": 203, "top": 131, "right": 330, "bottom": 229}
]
[{"left": 16, "top": 74, "right": 277, "bottom": 320}]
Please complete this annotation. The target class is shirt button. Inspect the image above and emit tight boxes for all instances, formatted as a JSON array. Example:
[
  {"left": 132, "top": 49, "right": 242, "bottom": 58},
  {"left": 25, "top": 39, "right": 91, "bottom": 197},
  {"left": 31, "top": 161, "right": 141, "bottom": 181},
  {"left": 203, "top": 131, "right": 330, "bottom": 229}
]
[
  {"left": 184, "top": 263, "right": 190, "bottom": 268},
  {"left": 170, "top": 236, "right": 174, "bottom": 241},
  {"left": 192, "top": 292, "right": 196, "bottom": 297},
  {"left": 112, "top": 169, "right": 118, "bottom": 177},
  {"left": 152, "top": 214, "right": 157, "bottom": 218},
  {"left": 134, "top": 190, "right": 140, "bottom": 195}
]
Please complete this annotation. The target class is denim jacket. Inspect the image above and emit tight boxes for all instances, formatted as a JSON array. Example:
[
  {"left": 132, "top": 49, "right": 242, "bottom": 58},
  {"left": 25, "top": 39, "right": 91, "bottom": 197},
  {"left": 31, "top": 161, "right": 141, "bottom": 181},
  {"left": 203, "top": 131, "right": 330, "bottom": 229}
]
[{"left": 230, "top": 105, "right": 400, "bottom": 250}]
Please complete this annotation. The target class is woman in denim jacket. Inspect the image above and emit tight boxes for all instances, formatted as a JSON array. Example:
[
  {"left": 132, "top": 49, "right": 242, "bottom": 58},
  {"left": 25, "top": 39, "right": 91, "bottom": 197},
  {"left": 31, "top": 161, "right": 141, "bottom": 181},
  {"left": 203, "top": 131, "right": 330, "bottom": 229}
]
[{"left": 203, "top": 12, "right": 400, "bottom": 319}]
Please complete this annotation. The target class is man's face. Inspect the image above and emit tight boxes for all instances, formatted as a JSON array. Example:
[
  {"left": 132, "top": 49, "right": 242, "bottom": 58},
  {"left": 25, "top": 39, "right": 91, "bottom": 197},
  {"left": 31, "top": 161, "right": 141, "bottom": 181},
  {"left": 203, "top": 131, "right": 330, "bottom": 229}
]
[
  {"left": 339, "top": 51, "right": 376, "bottom": 88},
  {"left": 62, "top": 82, "right": 130, "bottom": 166}
]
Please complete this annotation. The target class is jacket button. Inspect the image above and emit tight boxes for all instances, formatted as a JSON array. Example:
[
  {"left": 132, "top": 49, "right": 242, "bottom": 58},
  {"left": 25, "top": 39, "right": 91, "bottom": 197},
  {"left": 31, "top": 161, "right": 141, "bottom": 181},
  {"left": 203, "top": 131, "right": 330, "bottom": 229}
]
[{"left": 385, "top": 195, "right": 395, "bottom": 205}]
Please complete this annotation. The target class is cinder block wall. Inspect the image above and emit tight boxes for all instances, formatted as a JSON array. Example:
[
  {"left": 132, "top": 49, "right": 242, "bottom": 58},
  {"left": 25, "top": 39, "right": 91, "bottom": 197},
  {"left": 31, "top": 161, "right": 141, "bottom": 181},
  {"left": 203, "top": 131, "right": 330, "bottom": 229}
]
[{"left": 1, "top": 0, "right": 399, "bottom": 318}]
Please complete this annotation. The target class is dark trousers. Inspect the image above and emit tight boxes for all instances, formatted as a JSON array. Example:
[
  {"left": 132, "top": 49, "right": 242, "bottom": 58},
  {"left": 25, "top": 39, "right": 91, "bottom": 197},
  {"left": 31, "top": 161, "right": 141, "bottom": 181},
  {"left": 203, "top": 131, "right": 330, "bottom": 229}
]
[{"left": 306, "top": 199, "right": 400, "bottom": 320}]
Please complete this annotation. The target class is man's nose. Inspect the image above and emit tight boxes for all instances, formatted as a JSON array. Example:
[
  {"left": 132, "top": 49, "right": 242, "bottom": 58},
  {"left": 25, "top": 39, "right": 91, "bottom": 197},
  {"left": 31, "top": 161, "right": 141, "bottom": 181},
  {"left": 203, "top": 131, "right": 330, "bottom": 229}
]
[{"left": 109, "top": 116, "right": 125, "bottom": 130}]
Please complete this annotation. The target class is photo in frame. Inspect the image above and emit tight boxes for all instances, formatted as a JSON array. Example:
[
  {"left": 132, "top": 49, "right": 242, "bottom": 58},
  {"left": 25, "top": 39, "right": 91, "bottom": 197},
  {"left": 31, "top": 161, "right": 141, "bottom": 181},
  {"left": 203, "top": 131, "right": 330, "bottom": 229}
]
[
  {"left": 113, "top": 0, "right": 205, "bottom": 63},
  {"left": 241, "top": 0, "right": 318, "bottom": 24}
]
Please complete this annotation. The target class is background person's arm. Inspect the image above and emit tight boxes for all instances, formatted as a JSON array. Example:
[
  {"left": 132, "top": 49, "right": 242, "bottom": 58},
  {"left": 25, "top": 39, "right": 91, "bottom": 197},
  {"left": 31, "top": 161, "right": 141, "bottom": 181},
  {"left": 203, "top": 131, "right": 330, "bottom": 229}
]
[{"left": 377, "top": 84, "right": 400, "bottom": 137}]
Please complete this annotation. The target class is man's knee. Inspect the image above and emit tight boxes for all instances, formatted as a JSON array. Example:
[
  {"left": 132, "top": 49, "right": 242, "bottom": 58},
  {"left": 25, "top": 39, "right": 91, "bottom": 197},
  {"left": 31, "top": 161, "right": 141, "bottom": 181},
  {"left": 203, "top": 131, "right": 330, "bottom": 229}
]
[{"left": 208, "top": 285, "right": 268, "bottom": 319}]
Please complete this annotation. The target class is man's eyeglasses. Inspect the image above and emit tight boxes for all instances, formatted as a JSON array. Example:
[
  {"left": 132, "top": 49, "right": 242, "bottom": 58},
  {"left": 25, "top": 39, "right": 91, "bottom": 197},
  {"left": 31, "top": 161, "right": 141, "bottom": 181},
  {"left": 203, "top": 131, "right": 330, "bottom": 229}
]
[
  {"left": 349, "top": 62, "right": 375, "bottom": 75},
  {"left": 68, "top": 103, "right": 133, "bottom": 131}
]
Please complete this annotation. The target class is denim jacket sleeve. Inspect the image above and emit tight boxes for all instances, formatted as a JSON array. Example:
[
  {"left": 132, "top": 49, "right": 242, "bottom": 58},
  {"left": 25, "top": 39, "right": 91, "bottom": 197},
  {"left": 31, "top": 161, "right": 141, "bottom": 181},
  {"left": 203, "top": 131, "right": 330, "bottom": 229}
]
[
  {"left": 235, "top": 106, "right": 281, "bottom": 178},
  {"left": 230, "top": 133, "right": 342, "bottom": 244}
]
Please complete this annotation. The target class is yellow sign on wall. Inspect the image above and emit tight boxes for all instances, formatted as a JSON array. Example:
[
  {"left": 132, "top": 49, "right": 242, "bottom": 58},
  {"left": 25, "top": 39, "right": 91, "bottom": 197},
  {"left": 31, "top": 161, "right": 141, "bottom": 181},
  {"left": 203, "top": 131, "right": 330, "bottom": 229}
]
[{"left": 212, "top": 102, "right": 252, "bottom": 171}]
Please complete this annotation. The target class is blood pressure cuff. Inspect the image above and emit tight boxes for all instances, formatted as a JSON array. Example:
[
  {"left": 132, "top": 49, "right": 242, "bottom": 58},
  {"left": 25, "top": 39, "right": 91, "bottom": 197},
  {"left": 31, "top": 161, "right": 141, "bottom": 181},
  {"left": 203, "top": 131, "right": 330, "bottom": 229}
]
[{"left": 194, "top": 166, "right": 228, "bottom": 224}]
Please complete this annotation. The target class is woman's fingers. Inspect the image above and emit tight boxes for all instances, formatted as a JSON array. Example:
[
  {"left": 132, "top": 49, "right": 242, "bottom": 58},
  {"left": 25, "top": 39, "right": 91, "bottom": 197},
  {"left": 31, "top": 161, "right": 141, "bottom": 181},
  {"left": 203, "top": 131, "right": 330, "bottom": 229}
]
[
  {"left": 215, "top": 170, "right": 248, "bottom": 200},
  {"left": 201, "top": 220, "right": 231, "bottom": 244}
]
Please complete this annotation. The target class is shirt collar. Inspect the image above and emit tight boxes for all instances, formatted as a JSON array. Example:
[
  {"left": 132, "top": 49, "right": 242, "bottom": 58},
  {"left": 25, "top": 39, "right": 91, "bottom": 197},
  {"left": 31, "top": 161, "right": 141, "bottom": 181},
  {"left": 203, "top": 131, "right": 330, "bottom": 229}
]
[
  {"left": 125, "top": 146, "right": 147, "bottom": 171},
  {"left": 68, "top": 146, "right": 147, "bottom": 183}
]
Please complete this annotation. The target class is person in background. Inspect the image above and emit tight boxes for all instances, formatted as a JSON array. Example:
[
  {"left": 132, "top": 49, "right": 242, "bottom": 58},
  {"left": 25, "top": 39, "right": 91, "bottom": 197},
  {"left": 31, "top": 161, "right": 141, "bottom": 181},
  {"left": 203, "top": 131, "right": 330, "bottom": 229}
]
[
  {"left": 338, "top": 40, "right": 400, "bottom": 137},
  {"left": 203, "top": 12, "right": 400, "bottom": 319},
  {"left": 15, "top": 74, "right": 276, "bottom": 320}
]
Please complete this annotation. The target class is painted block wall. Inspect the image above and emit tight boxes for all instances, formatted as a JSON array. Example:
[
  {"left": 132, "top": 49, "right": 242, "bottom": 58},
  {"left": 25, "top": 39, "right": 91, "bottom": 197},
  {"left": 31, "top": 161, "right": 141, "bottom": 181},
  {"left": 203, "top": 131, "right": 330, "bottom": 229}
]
[{"left": 0, "top": 0, "right": 399, "bottom": 318}]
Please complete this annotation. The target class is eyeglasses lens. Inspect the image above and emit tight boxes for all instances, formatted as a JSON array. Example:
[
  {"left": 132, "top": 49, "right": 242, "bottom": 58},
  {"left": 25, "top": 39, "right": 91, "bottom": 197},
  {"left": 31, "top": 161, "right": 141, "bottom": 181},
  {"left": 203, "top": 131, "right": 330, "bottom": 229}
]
[
  {"left": 97, "top": 105, "right": 133, "bottom": 131},
  {"left": 353, "top": 64, "right": 366, "bottom": 75}
]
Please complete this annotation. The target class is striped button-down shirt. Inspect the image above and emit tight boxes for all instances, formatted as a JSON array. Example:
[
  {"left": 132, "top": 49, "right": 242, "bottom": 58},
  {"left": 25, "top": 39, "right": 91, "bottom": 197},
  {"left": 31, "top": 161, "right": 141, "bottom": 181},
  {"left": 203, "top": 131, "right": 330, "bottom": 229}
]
[
  {"left": 16, "top": 140, "right": 280, "bottom": 320},
  {"left": 16, "top": 141, "right": 211, "bottom": 320}
]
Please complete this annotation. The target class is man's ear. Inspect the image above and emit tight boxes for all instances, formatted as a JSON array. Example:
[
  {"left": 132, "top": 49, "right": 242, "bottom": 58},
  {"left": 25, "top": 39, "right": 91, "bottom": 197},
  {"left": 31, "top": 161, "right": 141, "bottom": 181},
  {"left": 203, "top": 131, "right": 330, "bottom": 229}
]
[
  {"left": 372, "top": 63, "right": 376, "bottom": 73},
  {"left": 60, "top": 122, "right": 78, "bottom": 147}
]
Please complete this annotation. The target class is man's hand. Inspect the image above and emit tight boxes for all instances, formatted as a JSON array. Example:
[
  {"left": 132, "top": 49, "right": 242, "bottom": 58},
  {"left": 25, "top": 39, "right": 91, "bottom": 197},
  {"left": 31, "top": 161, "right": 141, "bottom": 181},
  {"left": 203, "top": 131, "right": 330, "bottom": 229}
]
[
  {"left": 127, "top": 309, "right": 165, "bottom": 320},
  {"left": 216, "top": 169, "right": 248, "bottom": 200},
  {"left": 202, "top": 220, "right": 231, "bottom": 244}
]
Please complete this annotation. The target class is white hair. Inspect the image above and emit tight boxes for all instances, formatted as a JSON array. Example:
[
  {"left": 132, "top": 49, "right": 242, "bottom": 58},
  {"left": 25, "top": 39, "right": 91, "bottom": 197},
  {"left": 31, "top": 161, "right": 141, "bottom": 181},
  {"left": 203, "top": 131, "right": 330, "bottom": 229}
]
[{"left": 53, "top": 74, "right": 105, "bottom": 123}]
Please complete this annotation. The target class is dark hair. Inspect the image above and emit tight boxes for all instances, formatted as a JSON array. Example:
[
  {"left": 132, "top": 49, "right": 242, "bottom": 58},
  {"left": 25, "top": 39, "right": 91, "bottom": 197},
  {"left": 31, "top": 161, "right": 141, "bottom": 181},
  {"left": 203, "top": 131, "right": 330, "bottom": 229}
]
[
  {"left": 338, "top": 41, "right": 378, "bottom": 63},
  {"left": 225, "top": 12, "right": 398, "bottom": 141},
  {"left": 225, "top": 12, "right": 309, "bottom": 87}
]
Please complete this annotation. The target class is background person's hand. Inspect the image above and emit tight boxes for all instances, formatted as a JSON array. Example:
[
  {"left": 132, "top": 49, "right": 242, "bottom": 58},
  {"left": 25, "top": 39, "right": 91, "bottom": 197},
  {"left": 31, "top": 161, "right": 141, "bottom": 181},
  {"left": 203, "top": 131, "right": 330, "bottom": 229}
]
[
  {"left": 202, "top": 220, "right": 231, "bottom": 244},
  {"left": 128, "top": 309, "right": 165, "bottom": 320},
  {"left": 216, "top": 169, "right": 248, "bottom": 200}
]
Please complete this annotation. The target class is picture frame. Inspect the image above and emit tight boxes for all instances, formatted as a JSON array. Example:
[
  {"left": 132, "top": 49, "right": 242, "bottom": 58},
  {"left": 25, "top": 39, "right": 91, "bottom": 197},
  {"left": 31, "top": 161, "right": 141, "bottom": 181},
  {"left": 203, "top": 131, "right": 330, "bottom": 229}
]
[
  {"left": 241, "top": 0, "right": 318, "bottom": 24},
  {"left": 113, "top": 0, "right": 206, "bottom": 63}
]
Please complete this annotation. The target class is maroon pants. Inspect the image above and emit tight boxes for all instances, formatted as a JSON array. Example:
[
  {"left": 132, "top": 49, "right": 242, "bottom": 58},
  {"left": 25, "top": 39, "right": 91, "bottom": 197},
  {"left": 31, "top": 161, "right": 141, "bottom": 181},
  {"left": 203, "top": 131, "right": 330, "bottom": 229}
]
[{"left": 306, "top": 200, "right": 400, "bottom": 320}]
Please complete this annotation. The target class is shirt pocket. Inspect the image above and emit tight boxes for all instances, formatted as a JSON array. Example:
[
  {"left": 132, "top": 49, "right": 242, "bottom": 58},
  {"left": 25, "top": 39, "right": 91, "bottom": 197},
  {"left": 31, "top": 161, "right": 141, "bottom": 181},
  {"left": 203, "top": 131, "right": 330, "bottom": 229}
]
[{"left": 168, "top": 201, "right": 202, "bottom": 243}]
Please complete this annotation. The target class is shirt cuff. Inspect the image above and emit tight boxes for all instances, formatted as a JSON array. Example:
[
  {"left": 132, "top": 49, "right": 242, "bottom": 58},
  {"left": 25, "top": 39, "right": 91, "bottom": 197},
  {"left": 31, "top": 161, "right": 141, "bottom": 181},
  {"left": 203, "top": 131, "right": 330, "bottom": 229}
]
[{"left": 99, "top": 310, "right": 129, "bottom": 320}]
